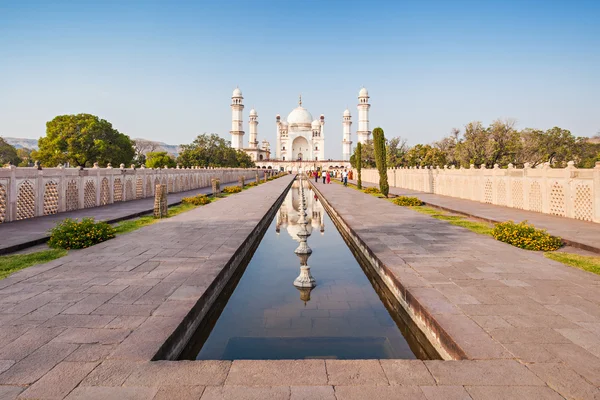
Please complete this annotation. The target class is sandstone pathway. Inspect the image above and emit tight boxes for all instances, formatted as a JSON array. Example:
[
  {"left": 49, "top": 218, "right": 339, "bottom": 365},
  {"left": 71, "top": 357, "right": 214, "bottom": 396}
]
[
  {"left": 0, "top": 178, "right": 257, "bottom": 255},
  {"left": 312, "top": 180, "right": 600, "bottom": 399},
  {"left": 0, "top": 175, "right": 598, "bottom": 399},
  {"left": 349, "top": 179, "right": 600, "bottom": 254}
]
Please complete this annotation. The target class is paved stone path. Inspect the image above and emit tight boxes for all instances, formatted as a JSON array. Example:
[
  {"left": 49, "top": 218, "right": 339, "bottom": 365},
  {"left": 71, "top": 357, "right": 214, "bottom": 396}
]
[
  {"left": 0, "top": 174, "right": 598, "bottom": 399},
  {"left": 349, "top": 179, "right": 600, "bottom": 253},
  {"left": 312, "top": 181, "right": 600, "bottom": 399},
  {"left": 0, "top": 179, "right": 257, "bottom": 255}
]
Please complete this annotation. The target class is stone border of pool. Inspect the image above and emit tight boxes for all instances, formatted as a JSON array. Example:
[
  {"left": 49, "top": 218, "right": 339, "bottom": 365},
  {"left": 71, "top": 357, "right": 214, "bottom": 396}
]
[
  {"left": 154, "top": 176, "right": 296, "bottom": 361},
  {"left": 309, "top": 180, "right": 466, "bottom": 361}
]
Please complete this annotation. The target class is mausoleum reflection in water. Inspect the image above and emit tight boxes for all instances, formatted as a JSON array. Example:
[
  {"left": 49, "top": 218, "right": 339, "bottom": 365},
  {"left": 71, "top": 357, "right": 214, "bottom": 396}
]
[{"left": 180, "top": 177, "right": 437, "bottom": 360}]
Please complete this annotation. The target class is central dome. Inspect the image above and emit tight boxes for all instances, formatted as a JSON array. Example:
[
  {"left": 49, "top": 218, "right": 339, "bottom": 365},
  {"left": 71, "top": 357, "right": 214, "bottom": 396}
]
[{"left": 286, "top": 106, "right": 313, "bottom": 127}]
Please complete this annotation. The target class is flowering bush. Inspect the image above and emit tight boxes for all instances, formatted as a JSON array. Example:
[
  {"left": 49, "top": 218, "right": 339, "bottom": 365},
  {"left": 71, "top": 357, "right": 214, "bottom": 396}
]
[
  {"left": 247, "top": 181, "right": 258, "bottom": 187},
  {"left": 363, "top": 186, "right": 380, "bottom": 194},
  {"left": 48, "top": 218, "right": 116, "bottom": 250},
  {"left": 181, "top": 194, "right": 212, "bottom": 205},
  {"left": 492, "top": 220, "right": 563, "bottom": 251},
  {"left": 392, "top": 196, "right": 424, "bottom": 206},
  {"left": 222, "top": 185, "right": 242, "bottom": 194}
]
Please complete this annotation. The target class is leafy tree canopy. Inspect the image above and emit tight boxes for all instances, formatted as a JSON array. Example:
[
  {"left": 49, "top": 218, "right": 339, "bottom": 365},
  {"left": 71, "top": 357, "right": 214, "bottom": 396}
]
[
  {"left": 33, "top": 114, "right": 135, "bottom": 167},
  {"left": 145, "top": 151, "right": 176, "bottom": 169},
  {"left": 0, "top": 137, "right": 21, "bottom": 166},
  {"left": 177, "top": 133, "right": 255, "bottom": 168}
]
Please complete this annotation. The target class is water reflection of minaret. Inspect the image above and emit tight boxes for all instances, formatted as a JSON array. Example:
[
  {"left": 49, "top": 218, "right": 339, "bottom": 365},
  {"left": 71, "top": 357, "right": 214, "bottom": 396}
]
[{"left": 293, "top": 175, "right": 316, "bottom": 298}]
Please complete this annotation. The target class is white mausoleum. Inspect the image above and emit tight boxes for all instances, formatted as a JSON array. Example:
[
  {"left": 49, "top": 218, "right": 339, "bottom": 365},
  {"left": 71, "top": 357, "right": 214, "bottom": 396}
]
[{"left": 229, "top": 87, "right": 371, "bottom": 167}]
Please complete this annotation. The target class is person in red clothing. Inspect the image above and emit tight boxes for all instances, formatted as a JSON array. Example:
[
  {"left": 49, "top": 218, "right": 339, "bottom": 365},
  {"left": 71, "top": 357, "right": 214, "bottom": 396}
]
[{"left": 326, "top": 171, "right": 331, "bottom": 184}]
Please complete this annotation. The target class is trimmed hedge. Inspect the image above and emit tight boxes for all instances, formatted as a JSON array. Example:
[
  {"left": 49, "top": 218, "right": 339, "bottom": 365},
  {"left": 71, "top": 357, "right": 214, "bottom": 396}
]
[
  {"left": 48, "top": 218, "right": 116, "bottom": 250},
  {"left": 492, "top": 220, "right": 563, "bottom": 251},
  {"left": 392, "top": 196, "right": 424, "bottom": 206},
  {"left": 181, "top": 194, "right": 212, "bottom": 206}
]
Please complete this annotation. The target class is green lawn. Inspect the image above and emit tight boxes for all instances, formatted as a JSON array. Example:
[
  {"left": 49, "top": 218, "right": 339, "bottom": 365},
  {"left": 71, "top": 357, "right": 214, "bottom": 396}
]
[
  {"left": 113, "top": 202, "right": 198, "bottom": 235},
  {"left": 0, "top": 249, "right": 67, "bottom": 280},
  {"left": 545, "top": 252, "right": 600, "bottom": 276}
]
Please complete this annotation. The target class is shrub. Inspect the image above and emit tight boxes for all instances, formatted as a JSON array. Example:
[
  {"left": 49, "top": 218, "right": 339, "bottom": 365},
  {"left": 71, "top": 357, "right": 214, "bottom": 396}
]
[
  {"left": 181, "top": 194, "right": 212, "bottom": 206},
  {"left": 222, "top": 185, "right": 242, "bottom": 194},
  {"left": 363, "top": 186, "right": 380, "bottom": 194},
  {"left": 492, "top": 220, "right": 563, "bottom": 251},
  {"left": 247, "top": 181, "right": 258, "bottom": 187},
  {"left": 392, "top": 196, "right": 423, "bottom": 206},
  {"left": 48, "top": 218, "right": 116, "bottom": 250}
]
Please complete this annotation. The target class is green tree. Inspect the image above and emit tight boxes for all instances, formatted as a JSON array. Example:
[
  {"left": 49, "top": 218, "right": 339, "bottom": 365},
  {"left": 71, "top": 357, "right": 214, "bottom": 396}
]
[
  {"left": 373, "top": 127, "right": 389, "bottom": 197},
  {"left": 33, "top": 114, "right": 135, "bottom": 167},
  {"left": 386, "top": 137, "right": 408, "bottom": 167},
  {"left": 0, "top": 137, "right": 21, "bottom": 166},
  {"left": 355, "top": 142, "right": 362, "bottom": 189},
  {"left": 17, "top": 148, "right": 33, "bottom": 167},
  {"left": 350, "top": 139, "right": 376, "bottom": 168},
  {"left": 177, "top": 133, "right": 255, "bottom": 168},
  {"left": 145, "top": 151, "right": 176, "bottom": 168}
]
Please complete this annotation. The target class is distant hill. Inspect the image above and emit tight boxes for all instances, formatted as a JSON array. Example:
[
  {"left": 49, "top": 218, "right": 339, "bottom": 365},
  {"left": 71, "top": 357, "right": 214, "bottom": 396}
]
[
  {"left": 3, "top": 137, "right": 39, "bottom": 150},
  {"left": 2, "top": 137, "right": 180, "bottom": 156}
]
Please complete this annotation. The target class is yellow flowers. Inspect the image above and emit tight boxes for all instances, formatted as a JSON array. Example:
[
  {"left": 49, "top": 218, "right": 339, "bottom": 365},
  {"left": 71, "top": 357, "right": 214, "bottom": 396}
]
[
  {"left": 182, "top": 194, "right": 212, "bottom": 206},
  {"left": 492, "top": 220, "right": 563, "bottom": 251},
  {"left": 392, "top": 196, "right": 424, "bottom": 206}
]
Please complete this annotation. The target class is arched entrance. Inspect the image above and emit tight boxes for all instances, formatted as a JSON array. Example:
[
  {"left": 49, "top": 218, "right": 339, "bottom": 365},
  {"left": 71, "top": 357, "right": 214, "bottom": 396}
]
[{"left": 292, "top": 136, "right": 309, "bottom": 161}]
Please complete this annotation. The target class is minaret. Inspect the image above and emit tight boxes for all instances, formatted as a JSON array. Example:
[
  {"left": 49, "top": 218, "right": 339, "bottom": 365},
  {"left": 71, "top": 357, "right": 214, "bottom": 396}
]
[
  {"left": 319, "top": 114, "right": 325, "bottom": 160},
  {"left": 342, "top": 108, "right": 352, "bottom": 160},
  {"left": 249, "top": 108, "right": 258, "bottom": 149},
  {"left": 357, "top": 87, "right": 370, "bottom": 144},
  {"left": 230, "top": 87, "right": 244, "bottom": 149}
]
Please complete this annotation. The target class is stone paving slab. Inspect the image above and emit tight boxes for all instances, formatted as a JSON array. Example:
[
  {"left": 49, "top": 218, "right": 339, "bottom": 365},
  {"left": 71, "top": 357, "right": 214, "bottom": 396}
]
[
  {"left": 311, "top": 181, "right": 600, "bottom": 399},
  {"left": 0, "top": 174, "right": 597, "bottom": 399},
  {"left": 350, "top": 178, "right": 600, "bottom": 253},
  {"left": 0, "top": 177, "right": 259, "bottom": 254}
]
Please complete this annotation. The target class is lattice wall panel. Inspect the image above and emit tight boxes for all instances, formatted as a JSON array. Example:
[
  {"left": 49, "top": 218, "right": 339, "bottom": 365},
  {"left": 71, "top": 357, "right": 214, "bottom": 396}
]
[
  {"left": 574, "top": 184, "right": 593, "bottom": 221},
  {"left": 66, "top": 180, "right": 79, "bottom": 211},
  {"left": 185, "top": 176, "right": 189, "bottom": 191},
  {"left": 126, "top": 180, "right": 134, "bottom": 201},
  {"left": 43, "top": 181, "right": 59, "bottom": 215},
  {"left": 512, "top": 181, "right": 524, "bottom": 209},
  {"left": 84, "top": 180, "right": 96, "bottom": 208},
  {"left": 529, "top": 181, "right": 542, "bottom": 212},
  {"left": 550, "top": 182, "right": 566, "bottom": 217},
  {"left": 146, "top": 177, "right": 152, "bottom": 197},
  {"left": 497, "top": 181, "right": 507, "bottom": 206},
  {"left": 136, "top": 178, "right": 143, "bottom": 199},
  {"left": 484, "top": 180, "right": 493, "bottom": 204},
  {"left": 0, "top": 184, "right": 7, "bottom": 223},
  {"left": 100, "top": 178, "right": 110, "bottom": 206},
  {"left": 168, "top": 178, "right": 173, "bottom": 193},
  {"left": 17, "top": 180, "right": 35, "bottom": 220},
  {"left": 114, "top": 178, "right": 123, "bottom": 202}
]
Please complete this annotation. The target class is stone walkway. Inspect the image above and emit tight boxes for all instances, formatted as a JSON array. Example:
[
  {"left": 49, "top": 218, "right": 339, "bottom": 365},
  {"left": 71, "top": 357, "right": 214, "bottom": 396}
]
[
  {"left": 311, "top": 181, "right": 600, "bottom": 399},
  {"left": 349, "top": 179, "right": 600, "bottom": 253},
  {"left": 0, "top": 175, "right": 598, "bottom": 399},
  {"left": 0, "top": 179, "right": 257, "bottom": 255}
]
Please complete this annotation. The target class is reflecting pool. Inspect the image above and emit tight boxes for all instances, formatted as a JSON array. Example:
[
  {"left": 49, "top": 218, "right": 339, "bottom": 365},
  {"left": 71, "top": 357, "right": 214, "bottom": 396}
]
[{"left": 180, "top": 178, "right": 438, "bottom": 360}]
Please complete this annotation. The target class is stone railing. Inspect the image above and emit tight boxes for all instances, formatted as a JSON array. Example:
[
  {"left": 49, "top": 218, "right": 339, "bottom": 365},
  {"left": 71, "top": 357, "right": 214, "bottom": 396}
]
[
  {"left": 354, "top": 162, "right": 600, "bottom": 223},
  {"left": 0, "top": 165, "right": 264, "bottom": 223}
]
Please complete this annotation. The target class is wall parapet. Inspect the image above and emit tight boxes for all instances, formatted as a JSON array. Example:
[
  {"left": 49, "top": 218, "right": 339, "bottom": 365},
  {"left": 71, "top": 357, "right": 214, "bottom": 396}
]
[
  {"left": 354, "top": 162, "right": 600, "bottom": 223},
  {"left": 0, "top": 166, "right": 263, "bottom": 223}
]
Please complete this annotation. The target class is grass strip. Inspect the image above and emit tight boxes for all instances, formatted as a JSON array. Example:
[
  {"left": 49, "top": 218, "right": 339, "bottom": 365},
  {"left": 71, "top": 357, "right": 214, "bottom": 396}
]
[
  {"left": 544, "top": 252, "right": 600, "bottom": 276},
  {"left": 408, "top": 205, "right": 494, "bottom": 236},
  {"left": 0, "top": 249, "right": 67, "bottom": 280}
]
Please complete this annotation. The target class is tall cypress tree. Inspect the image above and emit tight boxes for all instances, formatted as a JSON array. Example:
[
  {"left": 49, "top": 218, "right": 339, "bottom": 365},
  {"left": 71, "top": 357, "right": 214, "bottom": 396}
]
[
  {"left": 356, "top": 142, "right": 362, "bottom": 189},
  {"left": 373, "top": 127, "right": 389, "bottom": 197}
]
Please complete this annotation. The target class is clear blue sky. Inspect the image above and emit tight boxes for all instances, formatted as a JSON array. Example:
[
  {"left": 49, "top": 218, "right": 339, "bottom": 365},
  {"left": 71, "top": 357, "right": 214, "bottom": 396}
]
[{"left": 1, "top": 0, "right": 599, "bottom": 159}]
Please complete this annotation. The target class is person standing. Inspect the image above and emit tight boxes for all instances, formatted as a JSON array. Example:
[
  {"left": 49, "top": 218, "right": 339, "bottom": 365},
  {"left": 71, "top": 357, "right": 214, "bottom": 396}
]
[
  {"left": 342, "top": 169, "right": 348, "bottom": 186},
  {"left": 322, "top": 171, "right": 327, "bottom": 184},
  {"left": 314, "top": 170, "right": 318, "bottom": 183},
  {"left": 326, "top": 171, "right": 331, "bottom": 184}
]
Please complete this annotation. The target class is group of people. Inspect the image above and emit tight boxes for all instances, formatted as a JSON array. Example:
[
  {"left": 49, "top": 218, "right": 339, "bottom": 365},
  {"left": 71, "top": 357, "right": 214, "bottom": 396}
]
[{"left": 312, "top": 169, "right": 350, "bottom": 186}]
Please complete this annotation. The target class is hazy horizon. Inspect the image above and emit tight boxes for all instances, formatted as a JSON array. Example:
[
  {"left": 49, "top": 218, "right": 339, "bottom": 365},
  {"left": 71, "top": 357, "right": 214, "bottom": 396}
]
[{"left": 1, "top": 0, "right": 599, "bottom": 159}]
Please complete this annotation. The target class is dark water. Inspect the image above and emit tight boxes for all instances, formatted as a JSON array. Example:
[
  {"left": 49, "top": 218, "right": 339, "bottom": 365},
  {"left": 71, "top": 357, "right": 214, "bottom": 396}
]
[{"left": 180, "top": 180, "right": 438, "bottom": 360}]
